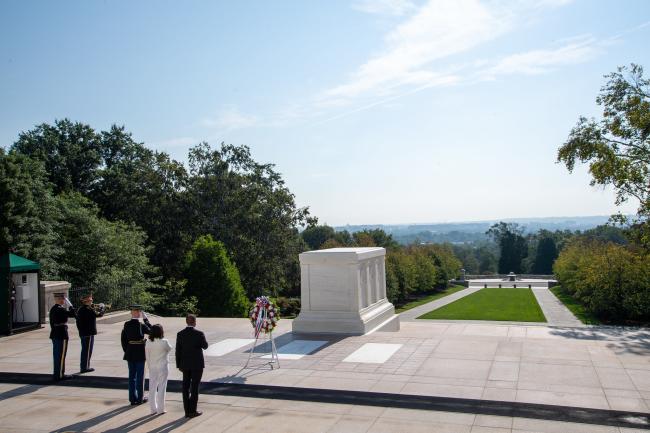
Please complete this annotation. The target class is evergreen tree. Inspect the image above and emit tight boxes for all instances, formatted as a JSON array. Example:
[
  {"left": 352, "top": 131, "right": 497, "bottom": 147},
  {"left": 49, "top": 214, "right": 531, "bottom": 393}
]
[{"left": 183, "top": 235, "right": 249, "bottom": 317}]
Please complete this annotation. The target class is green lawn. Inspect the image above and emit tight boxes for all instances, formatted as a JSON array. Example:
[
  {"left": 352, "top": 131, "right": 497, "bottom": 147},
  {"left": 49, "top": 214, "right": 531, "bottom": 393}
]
[
  {"left": 395, "top": 285, "right": 466, "bottom": 313},
  {"left": 417, "top": 288, "right": 546, "bottom": 322},
  {"left": 549, "top": 285, "right": 601, "bottom": 325}
]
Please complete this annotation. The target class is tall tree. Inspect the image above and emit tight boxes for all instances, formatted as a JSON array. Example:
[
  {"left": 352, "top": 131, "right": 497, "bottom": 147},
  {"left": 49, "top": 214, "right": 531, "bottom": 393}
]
[
  {"left": 486, "top": 222, "right": 528, "bottom": 274},
  {"left": 301, "top": 225, "right": 335, "bottom": 250},
  {"left": 557, "top": 64, "right": 650, "bottom": 244},
  {"left": 11, "top": 119, "right": 101, "bottom": 194},
  {"left": 187, "top": 142, "right": 314, "bottom": 298},
  {"left": 531, "top": 231, "right": 558, "bottom": 274},
  {"left": 183, "top": 235, "right": 249, "bottom": 317}
]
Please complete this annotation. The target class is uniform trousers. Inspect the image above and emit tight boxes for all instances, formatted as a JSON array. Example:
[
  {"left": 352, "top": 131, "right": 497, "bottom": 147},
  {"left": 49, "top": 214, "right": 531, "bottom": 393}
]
[
  {"left": 127, "top": 361, "right": 145, "bottom": 403},
  {"left": 80, "top": 335, "right": 94, "bottom": 370},
  {"left": 148, "top": 364, "right": 169, "bottom": 414},
  {"left": 52, "top": 339, "right": 68, "bottom": 379}
]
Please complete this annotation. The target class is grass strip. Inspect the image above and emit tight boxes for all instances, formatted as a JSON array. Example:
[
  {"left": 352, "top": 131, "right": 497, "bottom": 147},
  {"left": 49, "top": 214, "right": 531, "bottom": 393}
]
[{"left": 417, "top": 287, "right": 546, "bottom": 322}]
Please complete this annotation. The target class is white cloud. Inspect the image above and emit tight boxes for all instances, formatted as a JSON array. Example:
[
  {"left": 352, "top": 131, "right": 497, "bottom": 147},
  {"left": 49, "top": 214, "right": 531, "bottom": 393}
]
[
  {"left": 352, "top": 0, "right": 417, "bottom": 16},
  {"left": 320, "top": 0, "right": 514, "bottom": 106},
  {"left": 201, "top": 107, "right": 259, "bottom": 130},
  {"left": 485, "top": 37, "right": 599, "bottom": 76}
]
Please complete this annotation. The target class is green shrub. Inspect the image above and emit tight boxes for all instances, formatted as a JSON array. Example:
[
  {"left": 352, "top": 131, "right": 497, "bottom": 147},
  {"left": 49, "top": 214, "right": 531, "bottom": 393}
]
[{"left": 184, "top": 235, "right": 249, "bottom": 317}]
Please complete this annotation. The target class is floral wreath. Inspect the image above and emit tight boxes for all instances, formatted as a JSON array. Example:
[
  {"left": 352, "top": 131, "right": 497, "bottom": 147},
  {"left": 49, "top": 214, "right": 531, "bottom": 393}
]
[{"left": 250, "top": 296, "right": 279, "bottom": 337}]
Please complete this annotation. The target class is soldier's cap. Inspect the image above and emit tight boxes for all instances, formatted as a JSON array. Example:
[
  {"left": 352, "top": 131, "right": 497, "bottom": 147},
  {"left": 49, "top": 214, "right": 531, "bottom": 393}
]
[
  {"left": 130, "top": 304, "right": 143, "bottom": 310},
  {"left": 53, "top": 292, "right": 66, "bottom": 298},
  {"left": 80, "top": 293, "right": 93, "bottom": 300}
]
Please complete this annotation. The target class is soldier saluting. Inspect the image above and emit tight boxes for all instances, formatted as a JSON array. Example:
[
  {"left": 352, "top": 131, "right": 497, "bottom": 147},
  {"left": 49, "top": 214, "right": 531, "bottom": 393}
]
[
  {"left": 49, "top": 292, "right": 76, "bottom": 381},
  {"left": 76, "top": 293, "right": 105, "bottom": 373},
  {"left": 121, "top": 305, "right": 151, "bottom": 405}
]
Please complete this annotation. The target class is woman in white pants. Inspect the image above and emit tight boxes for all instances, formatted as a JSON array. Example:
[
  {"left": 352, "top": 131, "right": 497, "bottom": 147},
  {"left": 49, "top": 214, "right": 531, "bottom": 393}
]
[{"left": 145, "top": 324, "right": 172, "bottom": 415}]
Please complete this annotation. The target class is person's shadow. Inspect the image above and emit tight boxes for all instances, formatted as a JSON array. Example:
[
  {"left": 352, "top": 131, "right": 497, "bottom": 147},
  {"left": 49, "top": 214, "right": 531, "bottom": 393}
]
[{"left": 50, "top": 405, "right": 135, "bottom": 432}]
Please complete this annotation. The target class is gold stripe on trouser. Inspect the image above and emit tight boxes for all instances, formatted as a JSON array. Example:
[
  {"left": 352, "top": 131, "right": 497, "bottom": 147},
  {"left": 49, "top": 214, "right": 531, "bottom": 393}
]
[
  {"left": 86, "top": 336, "right": 93, "bottom": 370},
  {"left": 60, "top": 340, "right": 67, "bottom": 377}
]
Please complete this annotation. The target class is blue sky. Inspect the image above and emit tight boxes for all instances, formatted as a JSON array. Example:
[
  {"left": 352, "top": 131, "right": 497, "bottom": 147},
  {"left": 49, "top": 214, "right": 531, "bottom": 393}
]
[{"left": 1, "top": 0, "right": 649, "bottom": 225}]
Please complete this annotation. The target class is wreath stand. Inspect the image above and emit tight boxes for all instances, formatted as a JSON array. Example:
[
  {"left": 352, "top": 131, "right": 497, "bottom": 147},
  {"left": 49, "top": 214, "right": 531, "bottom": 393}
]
[{"left": 243, "top": 330, "right": 280, "bottom": 370}]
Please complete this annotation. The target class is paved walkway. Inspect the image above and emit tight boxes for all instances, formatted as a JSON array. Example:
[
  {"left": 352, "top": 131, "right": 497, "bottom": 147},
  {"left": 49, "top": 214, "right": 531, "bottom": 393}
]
[
  {"left": 2, "top": 382, "right": 642, "bottom": 433},
  {"left": 532, "top": 287, "right": 584, "bottom": 327},
  {"left": 1, "top": 318, "right": 650, "bottom": 416},
  {"left": 399, "top": 287, "right": 480, "bottom": 321}
]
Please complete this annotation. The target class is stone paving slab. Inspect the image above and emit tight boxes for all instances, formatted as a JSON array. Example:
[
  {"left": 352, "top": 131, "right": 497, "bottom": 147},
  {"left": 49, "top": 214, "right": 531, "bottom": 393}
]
[
  {"left": 1, "top": 317, "right": 650, "bottom": 415},
  {"left": 0, "top": 383, "right": 646, "bottom": 433},
  {"left": 532, "top": 287, "right": 584, "bottom": 327}
]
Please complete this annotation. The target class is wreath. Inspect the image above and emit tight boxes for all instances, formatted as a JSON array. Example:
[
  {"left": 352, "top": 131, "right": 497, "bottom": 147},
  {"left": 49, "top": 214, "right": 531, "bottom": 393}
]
[{"left": 250, "top": 296, "right": 279, "bottom": 337}]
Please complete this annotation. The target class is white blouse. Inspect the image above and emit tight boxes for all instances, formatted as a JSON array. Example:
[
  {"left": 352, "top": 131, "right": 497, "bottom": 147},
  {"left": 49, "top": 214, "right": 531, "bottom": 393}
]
[{"left": 146, "top": 338, "right": 173, "bottom": 368}]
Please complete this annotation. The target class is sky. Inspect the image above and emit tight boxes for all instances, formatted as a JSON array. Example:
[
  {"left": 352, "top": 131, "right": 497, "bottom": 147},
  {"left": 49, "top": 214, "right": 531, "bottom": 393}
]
[{"left": 1, "top": 0, "right": 649, "bottom": 226}]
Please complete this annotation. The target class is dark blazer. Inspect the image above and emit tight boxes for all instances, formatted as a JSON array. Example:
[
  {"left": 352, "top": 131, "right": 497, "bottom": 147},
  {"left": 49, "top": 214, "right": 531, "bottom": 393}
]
[
  {"left": 175, "top": 327, "right": 208, "bottom": 370},
  {"left": 121, "top": 318, "right": 151, "bottom": 362},
  {"left": 49, "top": 304, "right": 76, "bottom": 340}
]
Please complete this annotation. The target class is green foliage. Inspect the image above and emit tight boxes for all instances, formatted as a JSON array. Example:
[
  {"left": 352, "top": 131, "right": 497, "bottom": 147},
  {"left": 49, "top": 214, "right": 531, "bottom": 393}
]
[
  {"left": 55, "top": 193, "right": 156, "bottom": 305},
  {"left": 187, "top": 142, "right": 313, "bottom": 298},
  {"left": 0, "top": 153, "right": 61, "bottom": 278},
  {"left": 272, "top": 296, "right": 301, "bottom": 318},
  {"left": 12, "top": 119, "right": 102, "bottom": 194},
  {"left": 557, "top": 64, "right": 650, "bottom": 245},
  {"left": 417, "top": 288, "right": 546, "bottom": 322},
  {"left": 531, "top": 232, "right": 558, "bottom": 274},
  {"left": 184, "top": 235, "right": 249, "bottom": 317},
  {"left": 487, "top": 222, "right": 528, "bottom": 273},
  {"left": 395, "top": 285, "right": 466, "bottom": 313},
  {"left": 554, "top": 238, "right": 650, "bottom": 322},
  {"left": 152, "top": 279, "right": 199, "bottom": 317},
  {"left": 302, "top": 225, "right": 335, "bottom": 250}
]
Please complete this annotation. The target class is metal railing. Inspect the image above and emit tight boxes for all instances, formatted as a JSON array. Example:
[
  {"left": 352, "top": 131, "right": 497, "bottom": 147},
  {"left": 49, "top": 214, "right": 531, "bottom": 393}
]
[{"left": 68, "top": 285, "right": 133, "bottom": 312}]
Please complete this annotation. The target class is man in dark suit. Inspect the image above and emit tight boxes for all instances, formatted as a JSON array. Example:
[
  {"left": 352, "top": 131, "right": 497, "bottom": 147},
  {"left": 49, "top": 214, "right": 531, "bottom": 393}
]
[
  {"left": 176, "top": 314, "right": 208, "bottom": 418},
  {"left": 49, "top": 292, "right": 77, "bottom": 381},
  {"left": 76, "top": 292, "right": 105, "bottom": 373},
  {"left": 121, "top": 305, "right": 151, "bottom": 405}
]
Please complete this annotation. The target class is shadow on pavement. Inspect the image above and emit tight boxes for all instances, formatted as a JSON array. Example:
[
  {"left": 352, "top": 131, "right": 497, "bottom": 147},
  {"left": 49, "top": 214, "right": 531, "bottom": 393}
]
[
  {"left": 0, "top": 384, "right": 45, "bottom": 401},
  {"left": 50, "top": 405, "right": 135, "bottom": 433}
]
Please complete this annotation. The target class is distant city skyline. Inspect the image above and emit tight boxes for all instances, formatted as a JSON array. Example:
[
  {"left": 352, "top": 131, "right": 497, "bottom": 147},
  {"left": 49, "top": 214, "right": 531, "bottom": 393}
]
[{"left": 1, "top": 0, "right": 648, "bottom": 225}]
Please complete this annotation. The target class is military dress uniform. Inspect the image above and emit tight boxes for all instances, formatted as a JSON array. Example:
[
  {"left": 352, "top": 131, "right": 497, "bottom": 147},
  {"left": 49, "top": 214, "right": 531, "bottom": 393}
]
[
  {"left": 49, "top": 295, "right": 77, "bottom": 380},
  {"left": 121, "top": 307, "right": 151, "bottom": 404},
  {"left": 76, "top": 299, "right": 104, "bottom": 372}
]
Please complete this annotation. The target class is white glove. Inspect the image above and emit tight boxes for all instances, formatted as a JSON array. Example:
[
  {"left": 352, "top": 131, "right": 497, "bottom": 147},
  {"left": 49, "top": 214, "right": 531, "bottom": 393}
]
[
  {"left": 64, "top": 297, "right": 73, "bottom": 308},
  {"left": 98, "top": 303, "right": 105, "bottom": 309},
  {"left": 141, "top": 311, "right": 148, "bottom": 321}
]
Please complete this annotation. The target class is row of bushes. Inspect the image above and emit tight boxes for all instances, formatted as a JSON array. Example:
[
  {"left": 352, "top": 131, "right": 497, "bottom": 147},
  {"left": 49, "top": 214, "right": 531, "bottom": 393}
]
[
  {"left": 386, "top": 244, "right": 462, "bottom": 306},
  {"left": 553, "top": 238, "right": 650, "bottom": 323}
]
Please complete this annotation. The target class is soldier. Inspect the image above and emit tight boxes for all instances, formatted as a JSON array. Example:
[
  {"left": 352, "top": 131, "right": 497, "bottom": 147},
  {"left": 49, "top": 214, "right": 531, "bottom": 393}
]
[
  {"left": 121, "top": 305, "right": 151, "bottom": 405},
  {"left": 49, "top": 292, "right": 76, "bottom": 381},
  {"left": 76, "top": 293, "right": 105, "bottom": 373}
]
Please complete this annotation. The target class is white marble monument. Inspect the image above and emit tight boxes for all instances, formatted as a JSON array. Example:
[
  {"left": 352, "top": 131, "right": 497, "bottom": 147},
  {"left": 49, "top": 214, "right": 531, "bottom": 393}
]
[{"left": 292, "top": 247, "right": 400, "bottom": 335}]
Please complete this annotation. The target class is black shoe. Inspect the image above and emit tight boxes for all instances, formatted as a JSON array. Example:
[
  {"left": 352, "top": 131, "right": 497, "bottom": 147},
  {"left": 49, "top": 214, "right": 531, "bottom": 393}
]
[
  {"left": 188, "top": 411, "right": 202, "bottom": 418},
  {"left": 131, "top": 402, "right": 137, "bottom": 406},
  {"left": 80, "top": 368, "right": 95, "bottom": 373}
]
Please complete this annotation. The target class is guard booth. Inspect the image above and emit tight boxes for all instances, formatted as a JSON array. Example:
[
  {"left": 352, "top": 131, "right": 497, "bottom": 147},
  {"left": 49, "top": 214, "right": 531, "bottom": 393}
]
[{"left": 0, "top": 253, "right": 42, "bottom": 334}]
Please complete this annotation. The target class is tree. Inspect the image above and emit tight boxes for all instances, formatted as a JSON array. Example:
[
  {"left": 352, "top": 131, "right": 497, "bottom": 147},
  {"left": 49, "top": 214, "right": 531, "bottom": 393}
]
[
  {"left": 301, "top": 225, "right": 335, "bottom": 250},
  {"left": 531, "top": 231, "right": 558, "bottom": 274},
  {"left": 187, "top": 142, "right": 313, "bottom": 298},
  {"left": 486, "top": 222, "right": 528, "bottom": 274},
  {"left": 557, "top": 64, "right": 650, "bottom": 243},
  {"left": 11, "top": 119, "right": 102, "bottom": 194},
  {"left": 183, "top": 235, "right": 249, "bottom": 317},
  {"left": 0, "top": 153, "right": 61, "bottom": 277}
]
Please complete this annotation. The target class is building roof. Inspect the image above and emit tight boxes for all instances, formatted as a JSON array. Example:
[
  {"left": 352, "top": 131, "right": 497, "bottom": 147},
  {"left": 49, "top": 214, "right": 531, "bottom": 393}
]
[{"left": 0, "top": 253, "right": 40, "bottom": 272}]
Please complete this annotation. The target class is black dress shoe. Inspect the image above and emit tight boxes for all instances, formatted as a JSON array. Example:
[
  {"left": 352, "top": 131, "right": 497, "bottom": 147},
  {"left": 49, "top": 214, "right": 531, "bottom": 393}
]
[
  {"left": 80, "top": 368, "right": 95, "bottom": 373},
  {"left": 188, "top": 411, "right": 202, "bottom": 418}
]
